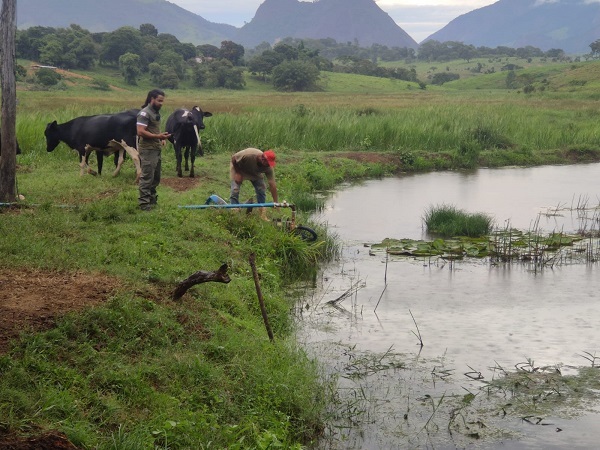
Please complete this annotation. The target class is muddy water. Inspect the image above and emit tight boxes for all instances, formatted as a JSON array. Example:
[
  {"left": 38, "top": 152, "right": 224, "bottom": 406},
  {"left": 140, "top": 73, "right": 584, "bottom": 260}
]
[{"left": 299, "top": 163, "right": 600, "bottom": 449}]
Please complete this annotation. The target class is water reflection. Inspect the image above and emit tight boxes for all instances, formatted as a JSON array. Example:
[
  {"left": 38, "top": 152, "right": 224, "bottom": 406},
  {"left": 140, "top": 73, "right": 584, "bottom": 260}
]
[{"left": 301, "top": 163, "right": 600, "bottom": 449}]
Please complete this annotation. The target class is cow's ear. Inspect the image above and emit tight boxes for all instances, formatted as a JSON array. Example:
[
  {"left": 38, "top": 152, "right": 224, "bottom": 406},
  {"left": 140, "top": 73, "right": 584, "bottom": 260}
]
[
  {"left": 51, "top": 120, "right": 58, "bottom": 127},
  {"left": 204, "top": 112, "right": 213, "bottom": 118}
]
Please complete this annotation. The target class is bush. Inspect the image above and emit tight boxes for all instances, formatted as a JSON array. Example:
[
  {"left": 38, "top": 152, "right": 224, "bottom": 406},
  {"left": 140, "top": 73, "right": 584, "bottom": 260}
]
[
  {"left": 35, "top": 68, "right": 61, "bottom": 86},
  {"left": 272, "top": 60, "right": 319, "bottom": 91},
  {"left": 90, "top": 78, "right": 110, "bottom": 91},
  {"left": 430, "top": 72, "right": 460, "bottom": 85}
]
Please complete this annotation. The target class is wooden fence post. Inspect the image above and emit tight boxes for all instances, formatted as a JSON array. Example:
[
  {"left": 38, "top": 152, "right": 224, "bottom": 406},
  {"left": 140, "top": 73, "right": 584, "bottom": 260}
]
[{"left": 249, "top": 253, "right": 274, "bottom": 342}]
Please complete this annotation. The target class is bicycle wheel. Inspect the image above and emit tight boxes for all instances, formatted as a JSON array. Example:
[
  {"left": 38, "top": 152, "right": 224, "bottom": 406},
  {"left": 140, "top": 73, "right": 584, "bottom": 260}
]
[{"left": 293, "top": 225, "right": 318, "bottom": 242}]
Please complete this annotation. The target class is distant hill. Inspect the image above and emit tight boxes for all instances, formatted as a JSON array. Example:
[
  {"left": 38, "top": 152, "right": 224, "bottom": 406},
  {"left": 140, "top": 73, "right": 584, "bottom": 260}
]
[
  {"left": 17, "top": 0, "right": 599, "bottom": 54},
  {"left": 16, "top": 0, "right": 237, "bottom": 46},
  {"left": 235, "top": 0, "right": 418, "bottom": 49},
  {"left": 16, "top": 0, "right": 417, "bottom": 51},
  {"left": 424, "top": 0, "right": 600, "bottom": 54}
]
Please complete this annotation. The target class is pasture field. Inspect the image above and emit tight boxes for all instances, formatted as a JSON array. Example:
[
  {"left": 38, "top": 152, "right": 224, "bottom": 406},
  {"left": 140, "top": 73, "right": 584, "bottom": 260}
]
[{"left": 2, "top": 59, "right": 600, "bottom": 448}]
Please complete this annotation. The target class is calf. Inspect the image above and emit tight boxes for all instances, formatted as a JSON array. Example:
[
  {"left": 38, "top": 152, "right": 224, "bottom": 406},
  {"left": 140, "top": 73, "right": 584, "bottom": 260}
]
[
  {"left": 45, "top": 109, "right": 141, "bottom": 180},
  {"left": 166, "top": 106, "right": 212, "bottom": 177}
]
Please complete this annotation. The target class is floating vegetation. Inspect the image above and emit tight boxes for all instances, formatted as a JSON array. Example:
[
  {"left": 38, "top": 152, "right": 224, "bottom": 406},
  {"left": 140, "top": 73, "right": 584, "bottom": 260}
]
[
  {"left": 371, "top": 202, "right": 600, "bottom": 268},
  {"left": 484, "top": 360, "right": 600, "bottom": 420},
  {"left": 370, "top": 230, "right": 600, "bottom": 268},
  {"left": 319, "top": 344, "right": 600, "bottom": 448},
  {"left": 371, "top": 236, "right": 492, "bottom": 261}
]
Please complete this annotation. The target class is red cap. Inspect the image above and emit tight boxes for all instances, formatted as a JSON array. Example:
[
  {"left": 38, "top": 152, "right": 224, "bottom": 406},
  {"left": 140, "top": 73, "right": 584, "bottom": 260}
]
[{"left": 263, "top": 149, "right": 276, "bottom": 167}]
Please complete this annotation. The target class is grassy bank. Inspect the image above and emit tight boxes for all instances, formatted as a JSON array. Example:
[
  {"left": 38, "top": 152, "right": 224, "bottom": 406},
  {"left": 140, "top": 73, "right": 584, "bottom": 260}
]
[
  {"left": 1, "top": 110, "right": 395, "bottom": 448},
  {"left": 2, "top": 60, "right": 600, "bottom": 447}
]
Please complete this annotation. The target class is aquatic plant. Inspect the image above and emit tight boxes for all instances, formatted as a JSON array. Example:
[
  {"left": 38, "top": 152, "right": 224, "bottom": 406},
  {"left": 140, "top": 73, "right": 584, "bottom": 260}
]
[{"left": 423, "top": 204, "right": 493, "bottom": 237}]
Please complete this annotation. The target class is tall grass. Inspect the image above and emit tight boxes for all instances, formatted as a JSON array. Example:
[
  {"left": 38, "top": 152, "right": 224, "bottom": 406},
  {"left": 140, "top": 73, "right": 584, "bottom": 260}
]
[
  {"left": 15, "top": 82, "right": 600, "bottom": 167},
  {"left": 424, "top": 204, "right": 494, "bottom": 237},
  {"left": 198, "top": 103, "right": 600, "bottom": 155}
]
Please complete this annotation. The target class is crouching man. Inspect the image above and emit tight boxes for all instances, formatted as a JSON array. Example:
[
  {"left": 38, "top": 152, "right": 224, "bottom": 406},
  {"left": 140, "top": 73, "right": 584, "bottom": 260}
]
[{"left": 230, "top": 148, "right": 278, "bottom": 218}]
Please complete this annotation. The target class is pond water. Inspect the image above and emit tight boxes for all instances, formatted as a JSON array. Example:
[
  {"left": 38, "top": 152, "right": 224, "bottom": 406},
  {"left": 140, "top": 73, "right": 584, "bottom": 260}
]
[{"left": 299, "top": 163, "right": 600, "bottom": 449}]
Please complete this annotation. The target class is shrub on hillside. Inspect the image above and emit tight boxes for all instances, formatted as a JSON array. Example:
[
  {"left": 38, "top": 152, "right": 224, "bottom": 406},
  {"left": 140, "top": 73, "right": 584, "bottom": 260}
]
[
  {"left": 430, "top": 72, "right": 460, "bottom": 85},
  {"left": 35, "top": 68, "right": 61, "bottom": 86}
]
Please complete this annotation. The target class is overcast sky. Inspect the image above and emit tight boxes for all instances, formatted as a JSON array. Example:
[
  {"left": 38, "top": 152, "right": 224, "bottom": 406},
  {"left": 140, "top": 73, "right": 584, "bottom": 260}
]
[{"left": 168, "top": 0, "right": 498, "bottom": 42}]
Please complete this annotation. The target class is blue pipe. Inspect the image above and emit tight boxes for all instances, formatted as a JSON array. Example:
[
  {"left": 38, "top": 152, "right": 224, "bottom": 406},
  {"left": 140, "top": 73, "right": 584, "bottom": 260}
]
[
  {"left": 0, "top": 202, "right": 77, "bottom": 208},
  {"left": 179, "top": 202, "right": 291, "bottom": 209}
]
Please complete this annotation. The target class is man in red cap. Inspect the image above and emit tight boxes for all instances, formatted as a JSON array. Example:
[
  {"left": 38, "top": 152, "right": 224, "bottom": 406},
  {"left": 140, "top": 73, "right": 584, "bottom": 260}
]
[{"left": 230, "top": 148, "right": 278, "bottom": 216}]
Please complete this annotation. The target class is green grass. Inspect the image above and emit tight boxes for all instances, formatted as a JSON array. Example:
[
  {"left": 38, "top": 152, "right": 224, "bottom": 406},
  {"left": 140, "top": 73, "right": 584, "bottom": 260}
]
[
  {"left": 0, "top": 295, "right": 323, "bottom": 448},
  {"left": 4, "top": 57, "right": 600, "bottom": 447},
  {"left": 423, "top": 204, "right": 494, "bottom": 237},
  {"left": 2, "top": 109, "right": 395, "bottom": 447}
]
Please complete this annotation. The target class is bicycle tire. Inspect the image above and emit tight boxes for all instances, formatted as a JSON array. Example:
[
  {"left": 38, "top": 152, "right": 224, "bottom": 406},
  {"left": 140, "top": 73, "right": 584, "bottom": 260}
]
[{"left": 293, "top": 225, "right": 318, "bottom": 242}]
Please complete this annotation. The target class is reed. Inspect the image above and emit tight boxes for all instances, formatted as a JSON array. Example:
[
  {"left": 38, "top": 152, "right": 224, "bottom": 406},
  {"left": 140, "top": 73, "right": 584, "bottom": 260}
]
[{"left": 423, "top": 204, "right": 494, "bottom": 237}]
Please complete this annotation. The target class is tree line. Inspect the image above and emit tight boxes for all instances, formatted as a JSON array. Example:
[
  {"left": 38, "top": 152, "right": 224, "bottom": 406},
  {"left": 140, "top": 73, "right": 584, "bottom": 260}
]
[
  {"left": 18, "top": 23, "right": 597, "bottom": 92},
  {"left": 16, "top": 24, "right": 246, "bottom": 89}
]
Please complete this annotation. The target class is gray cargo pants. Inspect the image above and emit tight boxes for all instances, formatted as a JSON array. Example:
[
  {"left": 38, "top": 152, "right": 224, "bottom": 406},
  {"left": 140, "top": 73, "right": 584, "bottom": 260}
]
[{"left": 138, "top": 148, "right": 161, "bottom": 209}]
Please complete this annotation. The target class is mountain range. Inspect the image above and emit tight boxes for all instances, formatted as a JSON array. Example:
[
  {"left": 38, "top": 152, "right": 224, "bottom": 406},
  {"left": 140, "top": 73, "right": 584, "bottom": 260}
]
[
  {"left": 428, "top": 0, "right": 600, "bottom": 54},
  {"left": 15, "top": 0, "right": 600, "bottom": 54}
]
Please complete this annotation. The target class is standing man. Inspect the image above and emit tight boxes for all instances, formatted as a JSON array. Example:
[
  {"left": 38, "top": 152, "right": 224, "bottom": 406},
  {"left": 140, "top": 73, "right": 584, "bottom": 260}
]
[
  {"left": 230, "top": 148, "right": 278, "bottom": 218},
  {"left": 137, "top": 89, "right": 170, "bottom": 211}
]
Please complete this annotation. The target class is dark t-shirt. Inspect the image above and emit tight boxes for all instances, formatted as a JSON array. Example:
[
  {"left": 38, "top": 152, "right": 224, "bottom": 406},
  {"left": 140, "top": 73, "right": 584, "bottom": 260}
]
[{"left": 137, "top": 105, "right": 161, "bottom": 151}]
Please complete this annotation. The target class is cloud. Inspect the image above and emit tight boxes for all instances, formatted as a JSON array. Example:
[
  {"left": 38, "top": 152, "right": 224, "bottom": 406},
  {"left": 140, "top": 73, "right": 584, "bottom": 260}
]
[
  {"left": 383, "top": 5, "right": 482, "bottom": 41},
  {"left": 171, "top": 0, "right": 261, "bottom": 26}
]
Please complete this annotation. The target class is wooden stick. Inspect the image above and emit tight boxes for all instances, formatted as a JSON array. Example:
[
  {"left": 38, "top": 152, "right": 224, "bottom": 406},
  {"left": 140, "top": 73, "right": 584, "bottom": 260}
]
[
  {"left": 172, "top": 263, "right": 231, "bottom": 301},
  {"left": 249, "top": 253, "right": 274, "bottom": 342}
]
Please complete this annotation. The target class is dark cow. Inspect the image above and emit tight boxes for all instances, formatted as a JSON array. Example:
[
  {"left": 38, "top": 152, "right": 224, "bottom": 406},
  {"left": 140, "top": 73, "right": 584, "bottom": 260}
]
[
  {"left": 0, "top": 131, "right": 21, "bottom": 155},
  {"left": 166, "top": 106, "right": 212, "bottom": 178},
  {"left": 45, "top": 109, "right": 141, "bottom": 180}
]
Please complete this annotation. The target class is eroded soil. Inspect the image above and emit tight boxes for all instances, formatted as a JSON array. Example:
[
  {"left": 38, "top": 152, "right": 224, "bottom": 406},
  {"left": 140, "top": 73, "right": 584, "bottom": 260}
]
[{"left": 0, "top": 268, "right": 121, "bottom": 355}]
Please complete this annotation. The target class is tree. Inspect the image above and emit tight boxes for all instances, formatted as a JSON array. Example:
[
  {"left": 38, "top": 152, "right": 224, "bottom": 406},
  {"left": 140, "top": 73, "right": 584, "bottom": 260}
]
[
  {"left": 1, "top": 0, "right": 17, "bottom": 202},
  {"left": 220, "top": 40, "right": 244, "bottom": 65},
  {"left": 159, "top": 68, "right": 179, "bottom": 89},
  {"left": 430, "top": 72, "right": 460, "bottom": 85},
  {"left": 39, "top": 36, "right": 66, "bottom": 67},
  {"left": 273, "top": 43, "right": 299, "bottom": 61},
  {"left": 197, "top": 44, "right": 220, "bottom": 58},
  {"left": 178, "top": 43, "right": 197, "bottom": 61},
  {"left": 459, "top": 44, "right": 477, "bottom": 63},
  {"left": 272, "top": 60, "right": 319, "bottom": 92},
  {"left": 70, "top": 32, "right": 97, "bottom": 70},
  {"left": 248, "top": 50, "right": 284, "bottom": 80},
  {"left": 141, "top": 41, "right": 160, "bottom": 68},
  {"left": 192, "top": 63, "right": 206, "bottom": 87},
  {"left": 15, "top": 25, "right": 54, "bottom": 61},
  {"left": 155, "top": 49, "right": 185, "bottom": 80},
  {"left": 505, "top": 70, "right": 517, "bottom": 89},
  {"left": 590, "top": 39, "right": 600, "bottom": 58},
  {"left": 148, "top": 62, "right": 165, "bottom": 85},
  {"left": 198, "top": 59, "right": 245, "bottom": 89},
  {"left": 545, "top": 48, "right": 564, "bottom": 59},
  {"left": 139, "top": 23, "right": 158, "bottom": 38},
  {"left": 100, "top": 26, "right": 142, "bottom": 66},
  {"left": 119, "top": 52, "right": 141, "bottom": 85}
]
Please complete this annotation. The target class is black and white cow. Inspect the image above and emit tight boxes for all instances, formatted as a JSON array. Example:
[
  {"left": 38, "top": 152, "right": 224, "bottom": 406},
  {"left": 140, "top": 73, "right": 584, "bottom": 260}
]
[
  {"left": 166, "top": 106, "right": 212, "bottom": 178},
  {"left": 45, "top": 109, "right": 141, "bottom": 180}
]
